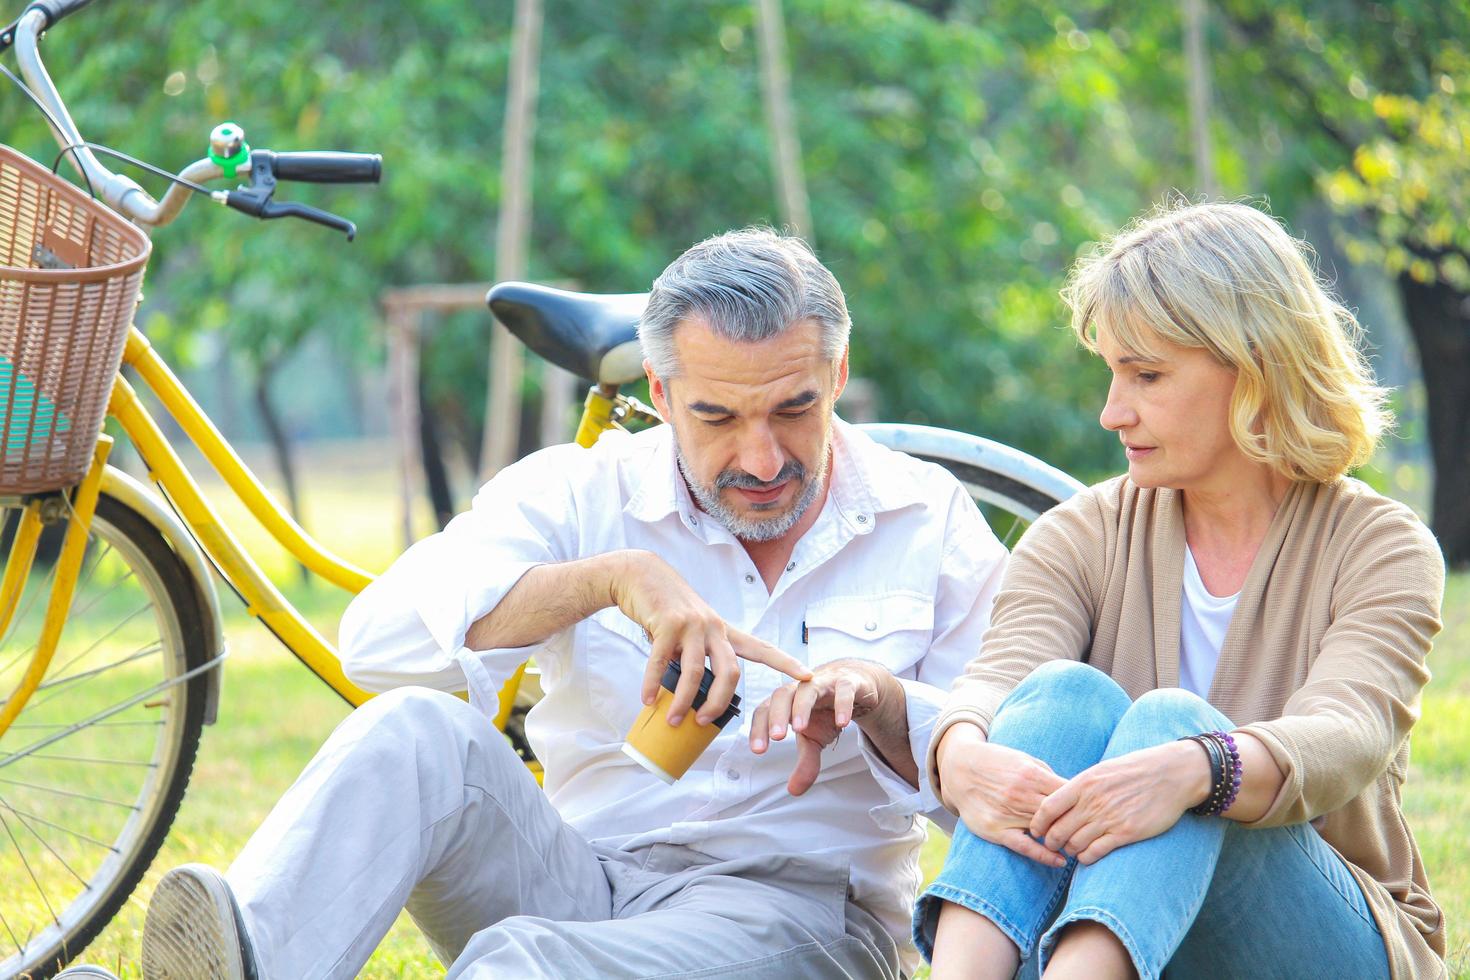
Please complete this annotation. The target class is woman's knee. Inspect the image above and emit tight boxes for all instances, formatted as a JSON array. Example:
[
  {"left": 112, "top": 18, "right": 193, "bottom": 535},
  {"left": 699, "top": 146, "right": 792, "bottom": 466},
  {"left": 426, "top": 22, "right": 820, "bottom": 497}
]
[
  {"left": 986, "top": 662, "right": 1131, "bottom": 774},
  {"left": 999, "top": 661, "right": 1131, "bottom": 733},
  {"left": 1107, "top": 687, "right": 1229, "bottom": 754}
]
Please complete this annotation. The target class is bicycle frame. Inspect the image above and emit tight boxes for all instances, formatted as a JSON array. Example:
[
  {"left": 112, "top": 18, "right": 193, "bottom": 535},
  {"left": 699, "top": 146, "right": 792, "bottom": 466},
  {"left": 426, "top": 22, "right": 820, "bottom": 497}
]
[
  {"left": 575, "top": 384, "right": 663, "bottom": 448},
  {"left": 0, "top": 324, "right": 625, "bottom": 743},
  {"left": 110, "top": 326, "right": 376, "bottom": 703}
]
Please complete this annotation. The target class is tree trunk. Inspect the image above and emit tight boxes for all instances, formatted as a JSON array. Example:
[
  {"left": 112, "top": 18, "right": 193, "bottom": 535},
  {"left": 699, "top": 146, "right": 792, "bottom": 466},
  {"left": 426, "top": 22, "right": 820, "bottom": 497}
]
[
  {"left": 417, "top": 370, "right": 457, "bottom": 531},
  {"left": 253, "top": 359, "right": 309, "bottom": 585},
  {"left": 754, "top": 0, "right": 813, "bottom": 242},
  {"left": 1182, "top": 0, "right": 1217, "bottom": 197},
  {"left": 1397, "top": 267, "right": 1470, "bottom": 567},
  {"left": 480, "top": 0, "right": 543, "bottom": 480}
]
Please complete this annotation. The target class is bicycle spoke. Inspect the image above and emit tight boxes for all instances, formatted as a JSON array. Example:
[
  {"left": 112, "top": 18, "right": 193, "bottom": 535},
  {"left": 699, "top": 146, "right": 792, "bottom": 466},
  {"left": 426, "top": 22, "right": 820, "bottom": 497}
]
[
  {"left": 0, "top": 553, "right": 59, "bottom": 670},
  {"left": 0, "top": 548, "right": 147, "bottom": 694},
  {"left": 0, "top": 776, "right": 136, "bottom": 810},
  {"left": 35, "top": 599, "right": 153, "bottom": 687},
  {"left": 63, "top": 563, "right": 137, "bottom": 628},
  {"left": 0, "top": 798, "right": 115, "bottom": 850},
  {"left": 6, "top": 719, "right": 165, "bottom": 728},
  {"left": 0, "top": 643, "right": 33, "bottom": 679},
  {"left": 0, "top": 554, "right": 145, "bottom": 685},
  {"left": 24, "top": 638, "right": 164, "bottom": 709},
  {"left": 23, "top": 754, "right": 155, "bottom": 768},
  {"left": 0, "top": 653, "right": 216, "bottom": 770},
  {"left": 0, "top": 803, "right": 59, "bottom": 925},
  {"left": 79, "top": 539, "right": 115, "bottom": 591},
  {"left": 0, "top": 897, "right": 22, "bottom": 966},
  {"left": 0, "top": 788, "right": 89, "bottom": 888},
  {"left": 13, "top": 640, "right": 164, "bottom": 727}
]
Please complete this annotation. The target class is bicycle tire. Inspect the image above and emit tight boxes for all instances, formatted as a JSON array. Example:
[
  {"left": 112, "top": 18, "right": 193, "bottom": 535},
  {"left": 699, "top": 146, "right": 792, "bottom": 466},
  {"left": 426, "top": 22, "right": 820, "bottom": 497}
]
[
  {"left": 858, "top": 422, "right": 1085, "bottom": 537},
  {"left": 0, "top": 493, "right": 210, "bottom": 979}
]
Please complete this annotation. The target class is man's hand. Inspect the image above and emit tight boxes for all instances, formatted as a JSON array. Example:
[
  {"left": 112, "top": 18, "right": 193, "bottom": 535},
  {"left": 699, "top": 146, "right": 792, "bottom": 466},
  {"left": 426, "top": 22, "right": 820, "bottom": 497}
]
[
  {"left": 1028, "top": 740, "right": 1211, "bottom": 865},
  {"left": 748, "top": 658, "right": 910, "bottom": 796},
  {"left": 935, "top": 723, "right": 1067, "bottom": 868},
  {"left": 609, "top": 551, "right": 812, "bottom": 726}
]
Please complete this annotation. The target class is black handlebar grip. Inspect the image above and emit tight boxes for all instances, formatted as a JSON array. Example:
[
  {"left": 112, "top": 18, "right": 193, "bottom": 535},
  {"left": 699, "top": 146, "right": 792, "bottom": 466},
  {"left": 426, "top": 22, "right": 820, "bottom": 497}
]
[
  {"left": 269, "top": 151, "right": 382, "bottom": 185},
  {"left": 25, "top": 0, "right": 95, "bottom": 29}
]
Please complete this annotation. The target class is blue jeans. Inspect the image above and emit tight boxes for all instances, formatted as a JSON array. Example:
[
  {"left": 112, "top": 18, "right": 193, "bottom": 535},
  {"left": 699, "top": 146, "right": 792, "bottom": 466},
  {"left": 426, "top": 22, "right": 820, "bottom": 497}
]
[{"left": 915, "top": 661, "right": 1390, "bottom": 980}]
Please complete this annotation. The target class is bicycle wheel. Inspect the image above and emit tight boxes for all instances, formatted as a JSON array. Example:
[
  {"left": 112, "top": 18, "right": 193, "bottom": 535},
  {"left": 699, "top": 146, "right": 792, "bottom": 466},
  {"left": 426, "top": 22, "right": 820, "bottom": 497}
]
[
  {"left": 858, "top": 423, "right": 1086, "bottom": 547},
  {"left": 0, "top": 493, "right": 210, "bottom": 979}
]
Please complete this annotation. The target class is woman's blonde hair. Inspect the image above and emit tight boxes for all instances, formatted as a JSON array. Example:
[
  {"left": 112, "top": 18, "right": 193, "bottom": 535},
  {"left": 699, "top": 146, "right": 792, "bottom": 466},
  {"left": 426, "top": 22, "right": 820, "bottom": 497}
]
[{"left": 1062, "top": 200, "right": 1390, "bottom": 483}]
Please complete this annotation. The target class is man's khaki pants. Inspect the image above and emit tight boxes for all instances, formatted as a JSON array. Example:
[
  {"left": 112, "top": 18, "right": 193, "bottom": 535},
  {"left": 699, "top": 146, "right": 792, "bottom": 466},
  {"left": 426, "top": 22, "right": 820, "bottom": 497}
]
[{"left": 226, "top": 687, "right": 901, "bottom": 978}]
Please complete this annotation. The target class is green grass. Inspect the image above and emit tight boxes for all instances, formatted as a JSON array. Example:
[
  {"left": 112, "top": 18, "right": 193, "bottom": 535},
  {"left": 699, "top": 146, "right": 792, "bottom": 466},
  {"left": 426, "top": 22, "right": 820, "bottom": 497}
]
[{"left": 10, "top": 444, "right": 1469, "bottom": 976}]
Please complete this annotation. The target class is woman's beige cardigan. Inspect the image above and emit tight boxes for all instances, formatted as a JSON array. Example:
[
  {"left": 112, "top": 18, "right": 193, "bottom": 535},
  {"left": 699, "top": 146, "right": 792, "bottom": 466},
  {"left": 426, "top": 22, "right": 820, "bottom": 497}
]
[{"left": 930, "top": 476, "right": 1446, "bottom": 979}]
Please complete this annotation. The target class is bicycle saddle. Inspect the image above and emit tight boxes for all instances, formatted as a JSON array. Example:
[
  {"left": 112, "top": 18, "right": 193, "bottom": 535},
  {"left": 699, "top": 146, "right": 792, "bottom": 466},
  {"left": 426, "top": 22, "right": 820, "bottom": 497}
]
[{"left": 487, "top": 282, "right": 647, "bottom": 386}]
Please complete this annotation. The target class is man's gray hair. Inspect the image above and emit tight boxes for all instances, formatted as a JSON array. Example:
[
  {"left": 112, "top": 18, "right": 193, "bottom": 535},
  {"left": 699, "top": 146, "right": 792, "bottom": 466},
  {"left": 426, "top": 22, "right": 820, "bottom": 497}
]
[{"left": 639, "top": 227, "right": 851, "bottom": 378}]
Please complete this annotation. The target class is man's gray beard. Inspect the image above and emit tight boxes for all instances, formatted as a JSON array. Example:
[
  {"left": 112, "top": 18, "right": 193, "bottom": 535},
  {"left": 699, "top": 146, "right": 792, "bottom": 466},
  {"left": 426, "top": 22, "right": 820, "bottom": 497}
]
[{"left": 673, "top": 435, "right": 830, "bottom": 544}]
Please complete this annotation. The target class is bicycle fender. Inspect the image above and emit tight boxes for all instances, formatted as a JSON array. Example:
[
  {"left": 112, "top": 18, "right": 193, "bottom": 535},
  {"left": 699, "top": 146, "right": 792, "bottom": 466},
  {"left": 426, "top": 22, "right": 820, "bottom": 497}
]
[{"left": 101, "top": 466, "right": 227, "bottom": 725}]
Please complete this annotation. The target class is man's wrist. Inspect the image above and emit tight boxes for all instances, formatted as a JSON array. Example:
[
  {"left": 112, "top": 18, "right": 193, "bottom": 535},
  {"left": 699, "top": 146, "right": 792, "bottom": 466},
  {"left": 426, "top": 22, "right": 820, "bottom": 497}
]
[
  {"left": 850, "top": 661, "right": 904, "bottom": 730},
  {"left": 850, "top": 664, "right": 912, "bottom": 762},
  {"left": 593, "top": 549, "right": 646, "bottom": 611}
]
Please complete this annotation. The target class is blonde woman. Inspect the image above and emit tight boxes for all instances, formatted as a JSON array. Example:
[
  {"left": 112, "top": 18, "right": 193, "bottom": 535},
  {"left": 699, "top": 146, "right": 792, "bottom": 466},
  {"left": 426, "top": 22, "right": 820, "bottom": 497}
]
[{"left": 917, "top": 202, "right": 1445, "bottom": 979}]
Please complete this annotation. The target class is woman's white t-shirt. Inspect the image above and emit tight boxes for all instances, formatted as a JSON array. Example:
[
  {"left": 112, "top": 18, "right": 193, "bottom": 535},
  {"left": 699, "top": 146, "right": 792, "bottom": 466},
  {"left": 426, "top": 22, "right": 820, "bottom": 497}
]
[{"left": 1180, "top": 546, "right": 1240, "bottom": 697}]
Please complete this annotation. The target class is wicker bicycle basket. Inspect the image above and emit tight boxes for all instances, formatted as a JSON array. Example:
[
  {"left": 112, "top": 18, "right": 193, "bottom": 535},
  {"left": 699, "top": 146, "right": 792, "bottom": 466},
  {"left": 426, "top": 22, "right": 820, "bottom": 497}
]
[{"left": 0, "top": 144, "right": 151, "bottom": 494}]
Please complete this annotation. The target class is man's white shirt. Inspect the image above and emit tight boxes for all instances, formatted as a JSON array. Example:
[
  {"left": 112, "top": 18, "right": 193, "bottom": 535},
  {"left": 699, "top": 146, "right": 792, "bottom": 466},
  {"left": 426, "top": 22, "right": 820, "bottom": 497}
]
[{"left": 339, "top": 418, "right": 1006, "bottom": 949}]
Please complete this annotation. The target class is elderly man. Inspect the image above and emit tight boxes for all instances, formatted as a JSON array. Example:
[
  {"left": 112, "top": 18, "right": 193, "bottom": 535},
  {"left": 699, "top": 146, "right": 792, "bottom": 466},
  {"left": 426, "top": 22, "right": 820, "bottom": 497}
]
[{"left": 141, "top": 229, "right": 1006, "bottom": 979}]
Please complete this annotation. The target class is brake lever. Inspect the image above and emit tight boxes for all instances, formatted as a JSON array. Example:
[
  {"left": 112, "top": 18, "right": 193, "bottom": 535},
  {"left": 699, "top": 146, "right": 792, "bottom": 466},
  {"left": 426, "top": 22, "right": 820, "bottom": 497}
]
[
  {"left": 258, "top": 199, "right": 357, "bottom": 240},
  {"left": 216, "top": 148, "right": 358, "bottom": 240}
]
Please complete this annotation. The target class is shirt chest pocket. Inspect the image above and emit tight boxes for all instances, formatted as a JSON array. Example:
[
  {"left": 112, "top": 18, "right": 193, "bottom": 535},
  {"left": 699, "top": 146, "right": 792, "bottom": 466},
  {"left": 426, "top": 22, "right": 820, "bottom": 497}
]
[
  {"left": 581, "top": 607, "right": 653, "bottom": 733},
  {"left": 803, "top": 591, "right": 934, "bottom": 676}
]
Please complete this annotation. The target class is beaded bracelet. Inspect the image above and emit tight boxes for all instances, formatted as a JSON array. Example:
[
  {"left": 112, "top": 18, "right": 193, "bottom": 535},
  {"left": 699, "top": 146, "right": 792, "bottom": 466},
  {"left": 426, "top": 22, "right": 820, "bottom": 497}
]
[
  {"left": 1181, "top": 734, "right": 1225, "bottom": 815},
  {"left": 1179, "top": 731, "right": 1242, "bottom": 816},
  {"left": 1215, "top": 730, "right": 1243, "bottom": 814}
]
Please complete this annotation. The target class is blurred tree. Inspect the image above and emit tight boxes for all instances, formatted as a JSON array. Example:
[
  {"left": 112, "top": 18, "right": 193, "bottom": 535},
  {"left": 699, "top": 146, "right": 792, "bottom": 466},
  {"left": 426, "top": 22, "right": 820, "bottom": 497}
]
[
  {"left": 918, "top": 0, "right": 1470, "bottom": 563},
  {"left": 1, "top": 0, "right": 1129, "bottom": 497},
  {"left": 482, "top": 0, "right": 542, "bottom": 479},
  {"left": 11, "top": 0, "right": 1454, "bottom": 546},
  {"left": 1209, "top": 0, "right": 1470, "bottom": 562}
]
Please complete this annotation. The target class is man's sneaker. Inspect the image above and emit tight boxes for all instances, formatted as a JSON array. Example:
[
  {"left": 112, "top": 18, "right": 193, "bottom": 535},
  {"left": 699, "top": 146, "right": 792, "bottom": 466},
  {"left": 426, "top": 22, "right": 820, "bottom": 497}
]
[
  {"left": 54, "top": 967, "right": 121, "bottom": 979},
  {"left": 141, "top": 864, "right": 259, "bottom": 980}
]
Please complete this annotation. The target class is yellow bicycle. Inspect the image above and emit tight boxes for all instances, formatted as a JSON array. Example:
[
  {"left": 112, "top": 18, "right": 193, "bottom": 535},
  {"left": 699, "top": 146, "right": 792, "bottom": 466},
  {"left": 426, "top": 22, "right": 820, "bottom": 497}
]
[{"left": 0, "top": 3, "right": 1082, "bottom": 975}]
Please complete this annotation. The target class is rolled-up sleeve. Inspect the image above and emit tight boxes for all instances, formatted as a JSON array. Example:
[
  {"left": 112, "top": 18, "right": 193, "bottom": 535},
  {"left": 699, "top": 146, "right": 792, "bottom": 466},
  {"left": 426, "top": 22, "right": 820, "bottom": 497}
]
[
  {"left": 340, "top": 445, "right": 583, "bottom": 694},
  {"left": 862, "top": 486, "right": 1007, "bottom": 833}
]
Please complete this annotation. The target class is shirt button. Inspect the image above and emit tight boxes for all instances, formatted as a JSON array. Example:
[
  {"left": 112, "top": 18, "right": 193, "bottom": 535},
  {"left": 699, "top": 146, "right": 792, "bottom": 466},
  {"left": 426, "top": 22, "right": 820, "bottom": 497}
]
[
  {"left": 726, "top": 769, "right": 740, "bottom": 781},
  {"left": 744, "top": 574, "right": 755, "bottom": 584},
  {"left": 786, "top": 562, "right": 796, "bottom": 572},
  {"left": 856, "top": 514, "right": 868, "bottom": 524},
  {"left": 864, "top": 620, "right": 878, "bottom": 631}
]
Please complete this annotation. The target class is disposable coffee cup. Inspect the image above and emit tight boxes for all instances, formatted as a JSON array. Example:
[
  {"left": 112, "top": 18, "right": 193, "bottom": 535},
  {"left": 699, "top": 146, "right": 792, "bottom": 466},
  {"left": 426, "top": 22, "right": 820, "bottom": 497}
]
[{"left": 622, "top": 661, "right": 741, "bottom": 784}]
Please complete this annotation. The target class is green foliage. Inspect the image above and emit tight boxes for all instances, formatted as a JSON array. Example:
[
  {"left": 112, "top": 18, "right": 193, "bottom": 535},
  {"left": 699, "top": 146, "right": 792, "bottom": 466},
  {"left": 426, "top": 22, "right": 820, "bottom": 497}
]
[
  {"left": 3, "top": 0, "right": 1459, "bottom": 486},
  {"left": 1, "top": 0, "right": 1146, "bottom": 480},
  {"left": 1203, "top": 1, "right": 1470, "bottom": 286}
]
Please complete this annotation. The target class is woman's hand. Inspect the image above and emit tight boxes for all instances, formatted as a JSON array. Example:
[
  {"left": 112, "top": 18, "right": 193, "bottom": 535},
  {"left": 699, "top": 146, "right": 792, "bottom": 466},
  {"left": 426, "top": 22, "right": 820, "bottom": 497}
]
[
  {"left": 936, "top": 722, "right": 1068, "bottom": 868},
  {"left": 1029, "top": 740, "right": 1212, "bottom": 864}
]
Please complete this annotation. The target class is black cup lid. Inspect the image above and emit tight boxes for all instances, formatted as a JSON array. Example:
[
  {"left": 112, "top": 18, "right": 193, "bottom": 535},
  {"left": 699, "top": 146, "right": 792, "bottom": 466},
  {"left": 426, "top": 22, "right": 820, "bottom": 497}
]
[{"left": 660, "top": 660, "right": 742, "bottom": 727}]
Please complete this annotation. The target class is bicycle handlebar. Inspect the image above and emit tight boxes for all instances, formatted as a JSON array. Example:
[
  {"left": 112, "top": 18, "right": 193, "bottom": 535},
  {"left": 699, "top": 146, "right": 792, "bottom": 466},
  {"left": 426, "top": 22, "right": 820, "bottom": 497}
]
[
  {"left": 269, "top": 150, "right": 382, "bottom": 185},
  {"left": 24, "top": 0, "right": 93, "bottom": 29},
  {"left": 6, "top": 4, "right": 379, "bottom": 237}
]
